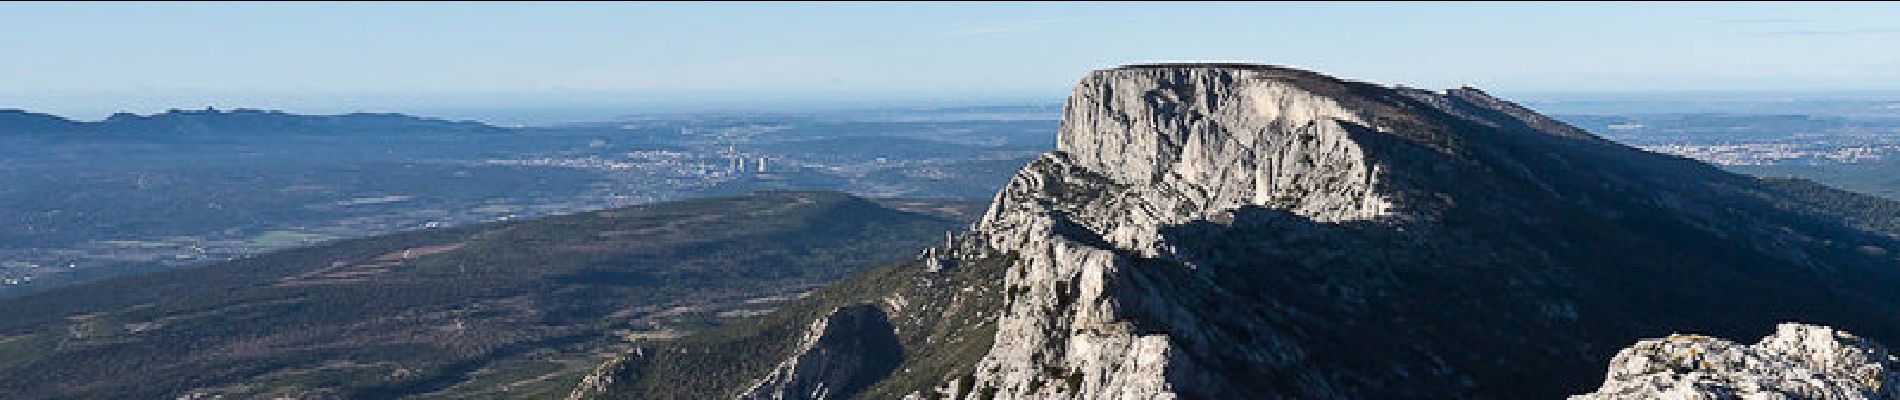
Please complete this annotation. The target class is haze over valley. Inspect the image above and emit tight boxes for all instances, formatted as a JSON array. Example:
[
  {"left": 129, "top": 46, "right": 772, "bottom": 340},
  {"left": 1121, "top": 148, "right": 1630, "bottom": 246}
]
[
  {"left": 11, "top": 93, "right": 1900, "bottom": 298},
  {"left": 0, "top": 106, "right": 1052, "bottom": 296}
]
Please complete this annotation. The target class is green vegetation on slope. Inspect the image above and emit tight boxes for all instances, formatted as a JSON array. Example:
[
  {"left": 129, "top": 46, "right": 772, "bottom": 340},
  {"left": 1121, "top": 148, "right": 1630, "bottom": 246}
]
[
  {"left": 0, "top": 191, "right": 978, "bottom": 399},
  {"left": 1738, "top": 160, "right": 1900, "bottom": 202},
  {"left": 596, "top": 252, "right": 1013, "bottom": 399}
]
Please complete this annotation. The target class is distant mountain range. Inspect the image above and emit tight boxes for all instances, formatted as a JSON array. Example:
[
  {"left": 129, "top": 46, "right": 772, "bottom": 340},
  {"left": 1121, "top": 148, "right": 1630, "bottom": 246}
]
[{"left": 0, "top": 108, "right": 505, "bottom": 137}]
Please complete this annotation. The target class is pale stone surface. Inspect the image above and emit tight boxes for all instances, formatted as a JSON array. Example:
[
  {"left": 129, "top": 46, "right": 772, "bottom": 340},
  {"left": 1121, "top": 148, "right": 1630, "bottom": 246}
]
[
  {"left": 567, "top": 352, "right": 629, "bottom": 400},
  {"left": 576, "top": 63, "right": 1900, "bottom": 400},
  {"left": 944, "top": 65, "right": 1405, "bottom": 399},
  {"left": 1573, "top": 323, "right": 1900, "bottom": 400},
  {"left": 740, "top": 310, "right": 847, "bottom": 400},
  {"left": 739, "top": 304, "right": 901, "bottom": 400},
  {"left": 1050, "top": 67, "right": 1395, "bottom": 255}
]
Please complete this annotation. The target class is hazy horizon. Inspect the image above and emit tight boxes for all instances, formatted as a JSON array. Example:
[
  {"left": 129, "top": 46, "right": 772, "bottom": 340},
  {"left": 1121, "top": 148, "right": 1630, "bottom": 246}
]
[
  {"left": 6, "top": 2, "right": 1900, "bottom": 122},
  {"left": 11, "top": 87, "right": 1900, "bottom": 127}
]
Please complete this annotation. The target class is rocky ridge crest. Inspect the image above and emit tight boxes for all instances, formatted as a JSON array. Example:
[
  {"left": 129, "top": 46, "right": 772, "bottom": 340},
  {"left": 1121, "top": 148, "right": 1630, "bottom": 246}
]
[{"left": 575, "top": 64, "right": 1900, "bottom": 400}]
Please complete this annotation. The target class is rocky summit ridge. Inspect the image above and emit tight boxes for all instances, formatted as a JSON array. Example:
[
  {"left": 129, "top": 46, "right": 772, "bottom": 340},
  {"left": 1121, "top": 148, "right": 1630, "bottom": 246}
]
[{"left": 576, "top": 64, "right": 1900, "bottom": 399}]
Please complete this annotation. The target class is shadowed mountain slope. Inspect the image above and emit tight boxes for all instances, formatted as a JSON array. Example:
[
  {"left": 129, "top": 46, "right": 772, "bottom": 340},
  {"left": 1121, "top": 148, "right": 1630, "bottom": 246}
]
[{"left": 578, "top": 64, "right": 1900, "bottom": 399}]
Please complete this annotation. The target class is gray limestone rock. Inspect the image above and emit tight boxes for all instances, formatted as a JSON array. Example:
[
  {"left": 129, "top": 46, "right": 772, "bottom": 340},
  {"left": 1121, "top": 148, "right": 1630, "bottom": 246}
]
[
  {"left": 578, "top": 63, "right": 1900, "bottom": 400},
  {"left": 739, "top": 304, "right": 903, "bottom": 400},
  {"left": 1573, "top": 323, "right": 1900, "bottom": 400}
]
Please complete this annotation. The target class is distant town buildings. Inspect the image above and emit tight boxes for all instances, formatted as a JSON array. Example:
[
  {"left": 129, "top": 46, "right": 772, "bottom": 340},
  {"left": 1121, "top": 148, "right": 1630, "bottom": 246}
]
[{"left": 1639, "top": 143, "right": 1899, "bottom": 166}]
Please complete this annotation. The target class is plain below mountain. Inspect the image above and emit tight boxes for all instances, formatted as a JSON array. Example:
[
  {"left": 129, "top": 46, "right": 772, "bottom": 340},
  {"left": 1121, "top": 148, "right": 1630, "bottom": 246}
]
[{"left": 0, "top": 191, "right": 980, "bottom": 399}]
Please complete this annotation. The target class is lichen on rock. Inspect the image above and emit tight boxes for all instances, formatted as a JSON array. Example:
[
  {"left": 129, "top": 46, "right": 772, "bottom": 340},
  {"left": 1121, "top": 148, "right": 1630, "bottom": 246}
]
[{"left": 1573, "top": 323, "right": 1900, "bottom": 400}]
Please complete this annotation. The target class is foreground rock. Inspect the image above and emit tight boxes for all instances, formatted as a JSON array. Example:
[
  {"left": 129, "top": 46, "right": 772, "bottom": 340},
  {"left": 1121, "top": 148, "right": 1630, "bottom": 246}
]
[{"left": 1574, "top": 323, "right": 1900, "bottom": 400}]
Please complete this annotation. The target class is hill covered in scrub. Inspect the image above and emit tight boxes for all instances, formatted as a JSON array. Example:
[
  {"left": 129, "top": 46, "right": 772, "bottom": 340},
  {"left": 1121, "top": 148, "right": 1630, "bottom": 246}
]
[{"left": 0, "top": 191, "right": 981, "bottom": 399}]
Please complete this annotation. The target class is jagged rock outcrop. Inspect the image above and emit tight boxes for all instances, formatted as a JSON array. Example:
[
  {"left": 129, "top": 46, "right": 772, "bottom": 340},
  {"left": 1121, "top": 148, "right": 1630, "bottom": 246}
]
[
  {"left": 579, "top": 64, "right": 1900, "bottom": 400},
  {"left": 569, "top": 353, "right": 632, "bottom": 400},
  {"left": 738, "top": 304, "right": 903, "bottom": 400},
  {"left": 956, "top": 66, "right": 1408, "bottom": 399},
  {"left": 939, "top": 64, "right": 1900, "bottom": 399},
  {"left": 1574, "top": 323, "right": 1900, "bottom": 400}
]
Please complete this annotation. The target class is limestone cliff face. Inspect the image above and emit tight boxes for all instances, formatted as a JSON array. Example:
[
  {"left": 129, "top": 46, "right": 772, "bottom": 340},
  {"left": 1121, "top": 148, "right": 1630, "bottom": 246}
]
[
  {"left": 961, "top": 66, "right": 1404, "bottom": 399},
  {"left": 1053, "top": 67, "right": 1395, "bottom": 226},
  {"left": 580, "top": 64, "right": 1900, "bottom": 400},
  {"left": 938, "top": 64, "right": 1900, "bottom": 399},
  {"left": 1573, "top": 323, "right": 1900, "bottom": 400}
]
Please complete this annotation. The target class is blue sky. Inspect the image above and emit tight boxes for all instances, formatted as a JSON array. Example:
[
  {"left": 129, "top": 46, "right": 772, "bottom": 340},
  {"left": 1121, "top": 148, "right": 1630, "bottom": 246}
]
[{"left": 4, "top": 1, "right": 1899, "bottom": 119}]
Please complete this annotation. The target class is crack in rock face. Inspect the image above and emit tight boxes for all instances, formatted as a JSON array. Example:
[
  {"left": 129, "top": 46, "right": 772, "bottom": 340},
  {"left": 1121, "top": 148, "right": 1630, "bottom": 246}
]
[{"left": 1572, "top": 323, "right": 1900, "bottom": 400}]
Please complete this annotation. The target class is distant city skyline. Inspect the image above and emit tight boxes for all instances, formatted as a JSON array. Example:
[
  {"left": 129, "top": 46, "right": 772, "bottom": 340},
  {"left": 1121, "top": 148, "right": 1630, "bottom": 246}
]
[{"left": 5, "top": 1, "right": 1900, "bottom": 120}]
